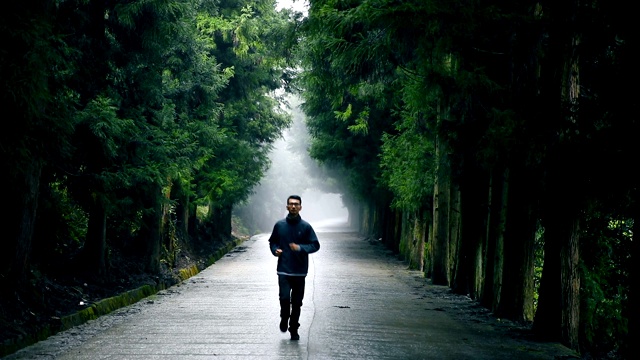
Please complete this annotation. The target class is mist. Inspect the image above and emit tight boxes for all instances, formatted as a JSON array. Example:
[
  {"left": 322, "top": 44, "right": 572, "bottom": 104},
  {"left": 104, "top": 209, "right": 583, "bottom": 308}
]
[{"left": 233, "top": 94, "right": 349, "bottom": 235}]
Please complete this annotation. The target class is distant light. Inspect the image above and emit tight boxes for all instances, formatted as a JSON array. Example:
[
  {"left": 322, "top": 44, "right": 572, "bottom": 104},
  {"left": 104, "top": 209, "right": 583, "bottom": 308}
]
[{"left": 276, "top": 0, "right": 309, "bottom": 16}]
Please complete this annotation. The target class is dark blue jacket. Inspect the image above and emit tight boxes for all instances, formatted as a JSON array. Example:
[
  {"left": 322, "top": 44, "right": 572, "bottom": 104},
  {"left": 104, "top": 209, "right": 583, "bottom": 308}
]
[{"left": 269, "top": 215, "right": 320, "bottom": 276}]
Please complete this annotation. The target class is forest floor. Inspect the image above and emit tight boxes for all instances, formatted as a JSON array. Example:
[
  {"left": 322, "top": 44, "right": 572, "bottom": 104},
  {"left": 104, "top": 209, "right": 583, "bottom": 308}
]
[{"left": 0, "top": 234, "right": 244, "bottom": 356}]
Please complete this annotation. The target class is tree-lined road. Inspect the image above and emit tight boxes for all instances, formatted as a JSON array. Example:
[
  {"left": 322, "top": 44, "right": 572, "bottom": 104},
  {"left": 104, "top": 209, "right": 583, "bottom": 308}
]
[{"left": 4, "top": 220, "right": 578, "bottom": 359}]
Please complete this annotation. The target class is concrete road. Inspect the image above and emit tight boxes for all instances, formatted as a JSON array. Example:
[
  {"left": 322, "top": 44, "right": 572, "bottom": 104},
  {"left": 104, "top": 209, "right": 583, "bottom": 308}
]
[{"left": 3, "top": 219, "right": 579, "bottom": 360}]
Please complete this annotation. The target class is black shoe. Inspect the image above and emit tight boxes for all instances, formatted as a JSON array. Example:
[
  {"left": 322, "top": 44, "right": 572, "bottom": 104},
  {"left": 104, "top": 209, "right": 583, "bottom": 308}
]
[
  {"left": 289, "top": 328, "right": 300, "bottom": 341},
  {"left": 279, "top": 318, "right": 288, "bottom": 332}
]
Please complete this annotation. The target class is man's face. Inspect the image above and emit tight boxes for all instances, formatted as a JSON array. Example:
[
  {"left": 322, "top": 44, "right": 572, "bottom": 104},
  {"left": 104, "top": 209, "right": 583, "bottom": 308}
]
[{"left": 287, "top": 199, "right": 302, "bottom": 215}]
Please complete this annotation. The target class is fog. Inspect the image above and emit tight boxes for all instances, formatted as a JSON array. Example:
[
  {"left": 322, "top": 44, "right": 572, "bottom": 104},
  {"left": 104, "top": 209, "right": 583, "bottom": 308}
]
[
  {"left": 265, "top": 137, "right": 348, "bottom": 222},
  {"left": 233, "top": 94, "right": 349, "bottom": 234},
  {"left": 276, "top": 0, "right": 309, "bottom": 16}
]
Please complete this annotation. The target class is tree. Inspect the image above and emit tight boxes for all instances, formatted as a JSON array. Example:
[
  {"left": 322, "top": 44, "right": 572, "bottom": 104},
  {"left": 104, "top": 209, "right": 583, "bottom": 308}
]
[
  {"left": 1, "top": 0, "right": 77, "bottom": 286},
  {"left": 192, "top": 0, "right": 295, "bottom": 241}
]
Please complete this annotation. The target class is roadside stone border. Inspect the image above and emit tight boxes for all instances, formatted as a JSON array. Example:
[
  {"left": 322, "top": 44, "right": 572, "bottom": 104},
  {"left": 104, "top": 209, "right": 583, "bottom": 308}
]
[{"left": 0, "top": 237, "right": 245, "bottom": 357}]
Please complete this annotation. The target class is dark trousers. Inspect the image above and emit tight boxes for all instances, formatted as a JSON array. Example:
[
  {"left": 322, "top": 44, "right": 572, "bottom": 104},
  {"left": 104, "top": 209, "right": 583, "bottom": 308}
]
[{"left": 278, "top": 275, "right": 305, "bottom": 330}]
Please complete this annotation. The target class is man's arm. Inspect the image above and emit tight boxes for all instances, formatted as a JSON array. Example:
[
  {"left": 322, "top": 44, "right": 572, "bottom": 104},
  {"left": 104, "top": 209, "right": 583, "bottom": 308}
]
[
  {"left": 268, "top": 223, "right": 281, "bottom": 256},
  {"left": 291, "top": 226, "right": 320, "bottom": 254}
]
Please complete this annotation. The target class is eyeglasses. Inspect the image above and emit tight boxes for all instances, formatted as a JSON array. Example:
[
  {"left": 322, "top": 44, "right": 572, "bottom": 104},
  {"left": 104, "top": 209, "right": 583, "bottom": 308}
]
[{"left": 287, "top": 203, "right": 301, "bottom": 207}]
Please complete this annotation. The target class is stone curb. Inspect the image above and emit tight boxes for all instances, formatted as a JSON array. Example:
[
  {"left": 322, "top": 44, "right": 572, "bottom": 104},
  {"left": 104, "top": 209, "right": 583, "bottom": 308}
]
[{"left": 0, "top": 237, "right": 245, "bottom": 357}]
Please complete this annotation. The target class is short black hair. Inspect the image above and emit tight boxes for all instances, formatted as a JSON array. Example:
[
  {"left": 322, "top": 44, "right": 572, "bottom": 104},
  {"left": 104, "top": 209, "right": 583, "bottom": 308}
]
[{"left": 288, "top": 195, "right": 302, "bottom": 204}]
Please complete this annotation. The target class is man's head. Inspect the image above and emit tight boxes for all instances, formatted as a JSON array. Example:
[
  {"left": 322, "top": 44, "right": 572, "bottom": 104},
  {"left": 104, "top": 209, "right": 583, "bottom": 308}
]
[{"left": 286, "top": 195, "right": 302, "bottom": 216}]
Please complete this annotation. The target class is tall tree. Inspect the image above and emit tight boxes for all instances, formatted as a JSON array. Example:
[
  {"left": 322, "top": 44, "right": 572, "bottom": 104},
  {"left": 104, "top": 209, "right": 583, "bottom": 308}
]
[
  {"left": 1, "top": 0, "right": 77, "bottom": 285},
  {"left": 535, "top": 0, "right": 588, "bottom": 348},
  {"left": 193, "top": 0, "right": 295, "bottom": 241}
]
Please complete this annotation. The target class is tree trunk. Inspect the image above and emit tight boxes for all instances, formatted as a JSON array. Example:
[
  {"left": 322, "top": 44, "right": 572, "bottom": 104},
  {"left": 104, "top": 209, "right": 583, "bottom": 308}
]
[
  {"left": 449, "top": 185, "right": 461, "bottom": 284},
  {"left": 187, "top": 204, "right": 198, "bottom": 239},
  {"left": 425, "top": 218, "right": 434, "bottom": 279},
  {"left": 432, "top": 133, "right": 451, "bottom": 286},
  {"left": 481, "top": 166, "right": 507, "bottom": 311},
  {"left": 382, "top": 205, "right": 399, "bottom": 251},
  {"left": 454, "top": 163, "right": 489, "bottom": 299},
  {"left": 496, "top": 165, "right": 536, "bottom": 322},
  {"left": 534, "top": 215, "right": 562, "bottom": 341},
  {"left": 219, "top": 204, "right": 232, "bottom": 238},
  {"left": 561, "top": 217, "right": 580, "bottom": 349},
  {"left": 411, "top": 209, "right": 427, "bottom": 272},
  {"left": 208, "top": 203, "right": 232, "bottom": 241},
  {"left": 171, "top": 179, "right": 189, "bottom": 239},
  {"left": 343, "top": 194, "right": 359, "bottom": 230},
  {"left": 398, "top": 209, "right": 425, "bottom": 270},
  {"left": 398, "top": 210, "right": 408, "bottom": 259},
  {"left": 535, "top": 30, "right": 582, "bottom": 346},
  {"left": 494, "top": 168, "right": 508, "bottom": 311},
  {"left": 141, "top": 184, "right": 163, "bottom": 273},
  {"left": 621, "top": 203, "right": 638, "bottom": 358},
  {"left": 373, "top": 199, "right": 386, "bottom": 241},
  {"left": 359, "top": 201, "right": 373, "bottom": 236},
  {"left": 161, "top": 183, "right": 174, "bottom": 262},
  {"left": 534, "top": 197, "right": 581, "bottom": 347},
  {"left": 3, "top": 161, "right": 42, "bottom": 286},
  {"left": 393, "top": 208, "right": 402, "bottom": 254},
  {"left": 82, "top": 194, "right": 107, "bottom": 276},
  {"left": 560, "top": 22, "right": 582, "bottom": 352}
]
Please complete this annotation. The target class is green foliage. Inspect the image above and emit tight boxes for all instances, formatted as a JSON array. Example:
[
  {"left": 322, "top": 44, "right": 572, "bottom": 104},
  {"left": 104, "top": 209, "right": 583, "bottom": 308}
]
[
  {"left": 193, "top": 0, "right": 294, "bottom": 214},
  {"left": 32, "top": 181, "right": 88, "bottom": 268},
  {"left": 196, "top": 205, "right": 209, "bottom": 220},
  {"left": 300, "top": 2, "right": 636, "bottom": 357},
  {"left": 579, "top": 214, "right": 631, "bottom": 354},
  {"left": 1, "top": 0, "right": 300, "bottom": 281},
  {"left": 299, "top": 0, "right": 446, "bottom": 206},
  {"left": 198, "top": 138, "right": 271, "bottom": 208},
  {"left": 230, "top": 215, "right": 250, "bottom": 237},
  {"left": 160, "top": 210, "right": 180, "bottom": 270},
  {"left": 533, "top": 223, "right": 545, "bottom": 310},
  {"left": 1, "top": 1, "right": 78, "bottom": 176},
  {"left": 581, "top": 269, "right": 626, "bottom": 354},
  {"left": 380, "top": 128, "right": 434, "bottom": 211}
]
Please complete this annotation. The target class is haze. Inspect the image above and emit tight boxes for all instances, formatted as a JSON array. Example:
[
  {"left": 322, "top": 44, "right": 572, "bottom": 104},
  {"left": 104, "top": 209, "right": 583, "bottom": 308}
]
[{"left": 233, "top": 94, "right": 348, "bottom": 235}]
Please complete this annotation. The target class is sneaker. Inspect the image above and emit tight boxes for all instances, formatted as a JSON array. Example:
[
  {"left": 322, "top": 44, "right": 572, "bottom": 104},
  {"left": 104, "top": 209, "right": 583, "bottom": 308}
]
[
  {"left": 279, "top": 318, "right": 288, "bottom": 333},
  {"left": 289, "top": 328, "right": 300, "bottom": 341}
]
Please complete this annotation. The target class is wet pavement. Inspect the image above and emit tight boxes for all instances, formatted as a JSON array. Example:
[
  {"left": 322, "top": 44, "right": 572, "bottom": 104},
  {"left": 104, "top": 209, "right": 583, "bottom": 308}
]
[{"left": 3, "top": 219, "right": 579, "bottom": 359}]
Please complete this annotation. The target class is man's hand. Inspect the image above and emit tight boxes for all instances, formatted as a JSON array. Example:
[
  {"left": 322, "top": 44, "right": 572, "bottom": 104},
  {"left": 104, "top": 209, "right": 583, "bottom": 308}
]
[
  {"left": 275, "top": 249, "right": 283, "bottom": 256},
  {"left": 289, "top": 243, "right": 300, "bottom": 251}
]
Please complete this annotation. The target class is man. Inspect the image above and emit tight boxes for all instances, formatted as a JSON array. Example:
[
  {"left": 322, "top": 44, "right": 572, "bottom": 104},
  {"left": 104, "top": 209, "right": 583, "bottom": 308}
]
[{"left": 268, "top": 195, "right": 320, "bottom": 340}]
